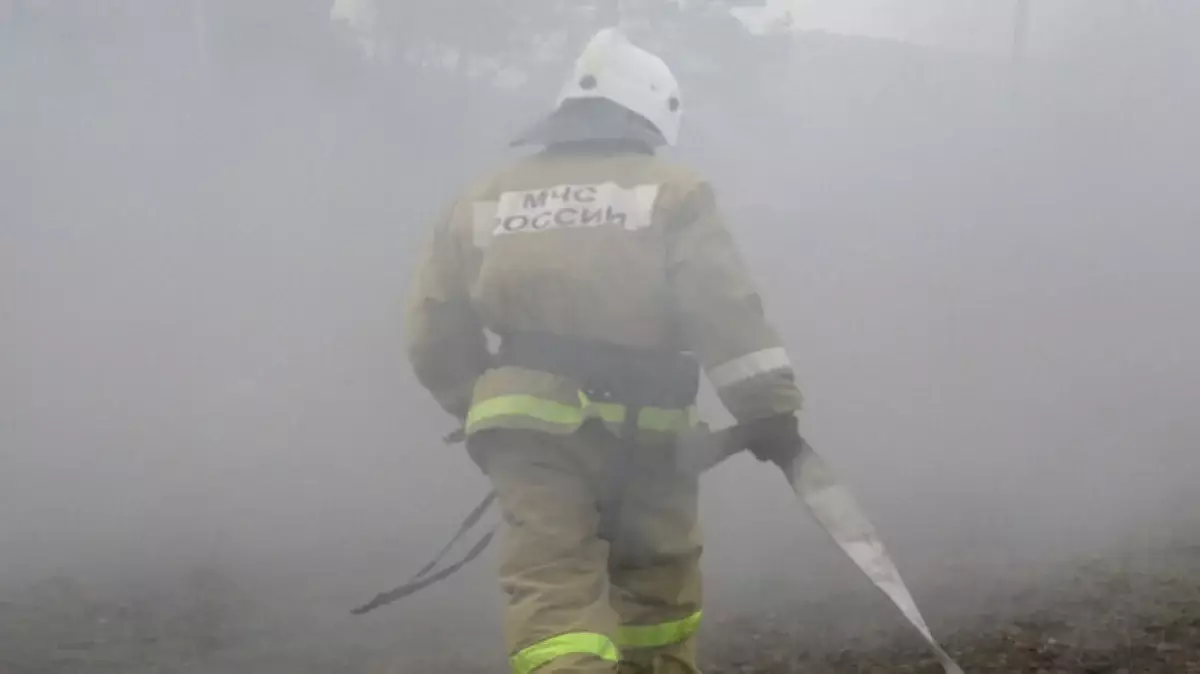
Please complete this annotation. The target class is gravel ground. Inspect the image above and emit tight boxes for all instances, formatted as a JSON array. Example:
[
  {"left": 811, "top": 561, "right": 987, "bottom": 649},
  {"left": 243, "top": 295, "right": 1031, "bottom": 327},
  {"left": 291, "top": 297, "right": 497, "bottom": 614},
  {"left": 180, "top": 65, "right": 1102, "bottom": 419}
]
[
  {"left": 3, "top": 541, "right": 1198, "bottom": 674},
  {"left": 706, "top": 540, "right": 1200, "bottom": 674}
]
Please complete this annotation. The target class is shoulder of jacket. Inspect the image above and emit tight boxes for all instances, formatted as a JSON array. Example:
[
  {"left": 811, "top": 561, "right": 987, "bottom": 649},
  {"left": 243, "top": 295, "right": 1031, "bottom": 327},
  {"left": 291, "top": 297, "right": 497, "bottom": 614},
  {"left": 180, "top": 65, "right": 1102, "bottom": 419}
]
[
  {"left": 641, "top": 155, "right": 710, "bottom": 190},
  {"left": 455, "top": 166, "right": 508, "bottom": 203},
  {"left": 636, "top": 157, "right": 719, "bottom": 219},
  {"left": 449, "top": 152, "right": 553, "bottom": 203}
]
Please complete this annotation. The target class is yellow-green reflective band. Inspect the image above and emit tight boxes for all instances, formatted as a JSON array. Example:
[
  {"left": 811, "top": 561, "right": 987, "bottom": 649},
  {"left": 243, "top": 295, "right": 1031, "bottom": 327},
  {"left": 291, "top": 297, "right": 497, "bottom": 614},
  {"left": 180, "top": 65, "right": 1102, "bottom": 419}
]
[
  {"left": 466, "top": 393, "right": 697, "bottom": 435},
  {"left": 466, "top": 394, "right": 583, "bottom": 431},
  {"left": 616, "top": 611, "right": 703, "bottom": 649},
  {"left": 581, "top": 391, "right": 695, "bottom": 433},
  {"left": 586, "top": 399, "right": 626, "bottom": 425},
  {"left": 510, "top": 632, "right": 620, "bottom": 674},
  {"left": 637, "top": 406, "right": 697, "bottom": 432}
]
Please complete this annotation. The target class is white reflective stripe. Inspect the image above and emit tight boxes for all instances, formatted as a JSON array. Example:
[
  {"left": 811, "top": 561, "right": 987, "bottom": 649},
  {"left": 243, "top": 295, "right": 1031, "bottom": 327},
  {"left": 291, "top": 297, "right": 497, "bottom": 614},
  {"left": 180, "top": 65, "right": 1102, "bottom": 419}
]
[
  {"left": 707, "top": 347, "right": 792, "bottom": 389},
  {"left": 789, "top": 445, "right": 965, "bottom": 674}
]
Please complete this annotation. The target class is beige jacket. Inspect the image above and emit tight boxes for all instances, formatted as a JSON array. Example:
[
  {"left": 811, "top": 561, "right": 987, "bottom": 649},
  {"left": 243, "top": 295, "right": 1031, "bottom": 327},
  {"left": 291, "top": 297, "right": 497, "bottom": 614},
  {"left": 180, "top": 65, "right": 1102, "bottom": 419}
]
[{"left": 404, "top": 146, "right": 802, "bottom": 438}]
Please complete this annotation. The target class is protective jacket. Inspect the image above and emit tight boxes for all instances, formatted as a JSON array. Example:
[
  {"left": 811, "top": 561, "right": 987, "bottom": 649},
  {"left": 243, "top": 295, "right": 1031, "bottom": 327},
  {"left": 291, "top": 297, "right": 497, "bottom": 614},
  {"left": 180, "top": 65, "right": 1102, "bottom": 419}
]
[{"left": 404, "top": 142, "right": 802, "bottom": 441}]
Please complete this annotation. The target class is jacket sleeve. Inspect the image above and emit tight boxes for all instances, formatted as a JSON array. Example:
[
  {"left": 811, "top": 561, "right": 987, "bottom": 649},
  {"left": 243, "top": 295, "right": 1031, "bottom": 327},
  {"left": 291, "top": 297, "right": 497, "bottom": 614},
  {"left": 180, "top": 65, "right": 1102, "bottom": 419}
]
[
  {"left": 403, "top": 203, "right": 490, "bottom": 420},
  {"left": 665, "top": 181, "right": 803, "bottom": 422}
]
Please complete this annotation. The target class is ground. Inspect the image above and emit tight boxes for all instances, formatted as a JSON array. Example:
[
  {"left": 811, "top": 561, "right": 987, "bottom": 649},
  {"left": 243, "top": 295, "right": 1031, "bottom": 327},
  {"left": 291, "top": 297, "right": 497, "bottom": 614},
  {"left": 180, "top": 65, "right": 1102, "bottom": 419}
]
[
  {"left": 707, "top": 561, "right": 1200, "bottom": 673},
  {"left": 3, "top": 541, "right": 1198, "bottom": 674}
]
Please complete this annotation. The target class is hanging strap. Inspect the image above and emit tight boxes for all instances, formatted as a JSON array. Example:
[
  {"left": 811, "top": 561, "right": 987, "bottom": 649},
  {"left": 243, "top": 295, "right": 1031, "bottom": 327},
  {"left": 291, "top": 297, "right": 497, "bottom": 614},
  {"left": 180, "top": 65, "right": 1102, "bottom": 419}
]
[
  {"left": 596, "top": 409, "right": 640, "bottom": 543},
  {"left": 408, "top": 491, "right": 496, "bottom": 582},
  {"left": 350, "top": 491, "right": 498, "bottom": 615}
]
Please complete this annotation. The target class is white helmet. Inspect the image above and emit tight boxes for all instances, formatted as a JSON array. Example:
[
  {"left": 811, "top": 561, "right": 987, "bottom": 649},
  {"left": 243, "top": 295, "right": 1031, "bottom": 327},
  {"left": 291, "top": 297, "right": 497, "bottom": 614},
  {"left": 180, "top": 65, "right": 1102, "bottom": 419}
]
[{"left": 556, "top": 28, "right": 683, "bottom": 146}]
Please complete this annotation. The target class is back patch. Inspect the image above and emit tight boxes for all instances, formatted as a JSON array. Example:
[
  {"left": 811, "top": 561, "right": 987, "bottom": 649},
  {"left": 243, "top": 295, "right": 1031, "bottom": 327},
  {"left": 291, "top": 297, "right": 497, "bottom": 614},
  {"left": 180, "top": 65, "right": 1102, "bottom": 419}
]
[{"left": 489, "top": 182, "right": 660, "bottom": 237}]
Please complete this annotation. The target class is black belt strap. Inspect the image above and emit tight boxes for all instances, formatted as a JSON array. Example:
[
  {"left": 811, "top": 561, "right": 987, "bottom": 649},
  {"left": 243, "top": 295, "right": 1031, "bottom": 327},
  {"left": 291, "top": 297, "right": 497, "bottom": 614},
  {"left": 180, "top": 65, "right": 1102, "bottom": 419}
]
[
  {"left": 597, "top": 407, "right": 640, "bottom": 544},
  {"left": 496, "top": 331, "right": 699, "bottom": 409}
]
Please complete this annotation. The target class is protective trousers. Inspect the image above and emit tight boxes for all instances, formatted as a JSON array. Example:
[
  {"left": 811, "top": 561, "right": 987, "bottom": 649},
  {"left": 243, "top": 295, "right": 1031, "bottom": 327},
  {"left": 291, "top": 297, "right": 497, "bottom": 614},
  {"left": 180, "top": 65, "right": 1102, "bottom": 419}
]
[{"left": 467, "top": 421, "right": 703, "bottom": 674}]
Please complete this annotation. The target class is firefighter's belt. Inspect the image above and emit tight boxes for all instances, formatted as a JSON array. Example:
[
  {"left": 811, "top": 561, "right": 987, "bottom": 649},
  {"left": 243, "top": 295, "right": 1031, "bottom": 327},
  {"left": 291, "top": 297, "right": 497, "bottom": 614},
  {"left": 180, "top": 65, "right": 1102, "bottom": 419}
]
[{"left": 495, "top": 331, "right": 700, "bottom": 409}]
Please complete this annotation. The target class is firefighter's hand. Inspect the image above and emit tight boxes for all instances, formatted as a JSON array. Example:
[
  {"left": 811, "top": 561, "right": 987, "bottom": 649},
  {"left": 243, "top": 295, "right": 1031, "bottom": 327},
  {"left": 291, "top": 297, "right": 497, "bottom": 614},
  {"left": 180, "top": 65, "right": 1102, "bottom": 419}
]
[{"left": 742, "top": 413, "right": 803, "bottom": 468}]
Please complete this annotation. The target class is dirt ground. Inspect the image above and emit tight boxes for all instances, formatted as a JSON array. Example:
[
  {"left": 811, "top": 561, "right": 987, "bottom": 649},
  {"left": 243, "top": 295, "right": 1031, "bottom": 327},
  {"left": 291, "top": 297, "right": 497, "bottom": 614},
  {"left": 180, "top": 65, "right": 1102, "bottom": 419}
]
[
  {"left": 706, "top": 552, "right": 1200, "bottom": 674},
  {"left": 3, "top": 540, "right": 1198, "bottom": 674}
]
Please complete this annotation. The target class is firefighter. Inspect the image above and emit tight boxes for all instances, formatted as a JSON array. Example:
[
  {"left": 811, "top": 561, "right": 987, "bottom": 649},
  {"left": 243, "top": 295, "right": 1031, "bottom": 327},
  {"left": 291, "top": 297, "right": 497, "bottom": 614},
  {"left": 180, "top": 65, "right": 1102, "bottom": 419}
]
[{"left": 404, "top": 28, "right": 804, "bottom": 674}]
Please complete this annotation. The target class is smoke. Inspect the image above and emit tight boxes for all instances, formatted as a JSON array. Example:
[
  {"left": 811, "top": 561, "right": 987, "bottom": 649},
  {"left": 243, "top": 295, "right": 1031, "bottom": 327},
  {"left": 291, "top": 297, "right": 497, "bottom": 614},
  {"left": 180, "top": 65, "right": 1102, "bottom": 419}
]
[{"left": 1, "top": 2, "right": 1197, "bottom": 670}]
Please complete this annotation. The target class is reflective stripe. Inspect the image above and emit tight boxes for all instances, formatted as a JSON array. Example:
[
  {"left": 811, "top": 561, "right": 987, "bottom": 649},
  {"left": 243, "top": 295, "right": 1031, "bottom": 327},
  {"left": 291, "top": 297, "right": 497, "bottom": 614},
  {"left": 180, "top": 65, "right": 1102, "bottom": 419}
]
[
  {"left": 466, "top": 394, "right": 584, "bottom": 431},
  {"left": 583, "top": 392, "right": 626, "bottom": 426},
  {"left": 637, "top": 405, "right": 699, "bottom": 433},
  {"left": 617, "top": 611, "right": 703, "bottom": 649},
  {"left": 465, "top": 391, "right": 696, "bottom": 435},
  {"left": 510, "top": 632, "right": 620, "bottom": 674},
  {"left": 707, "top": 347, "right": 792, "bottom": 389}
]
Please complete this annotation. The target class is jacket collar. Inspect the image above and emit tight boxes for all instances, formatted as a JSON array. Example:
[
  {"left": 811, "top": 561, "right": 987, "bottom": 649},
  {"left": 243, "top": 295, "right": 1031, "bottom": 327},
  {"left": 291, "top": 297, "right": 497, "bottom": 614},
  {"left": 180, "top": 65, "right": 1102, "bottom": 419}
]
[{"left": 510, "top": 100, "right": 664, "bottom": 153}]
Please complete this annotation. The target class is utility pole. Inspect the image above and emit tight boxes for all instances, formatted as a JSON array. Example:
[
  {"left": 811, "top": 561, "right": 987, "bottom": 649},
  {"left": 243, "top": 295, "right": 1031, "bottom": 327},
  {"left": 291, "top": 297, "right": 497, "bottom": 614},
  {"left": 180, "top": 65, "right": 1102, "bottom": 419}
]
[{"left": 1012, "top": 0, "right": 1031, "bottom": 63}]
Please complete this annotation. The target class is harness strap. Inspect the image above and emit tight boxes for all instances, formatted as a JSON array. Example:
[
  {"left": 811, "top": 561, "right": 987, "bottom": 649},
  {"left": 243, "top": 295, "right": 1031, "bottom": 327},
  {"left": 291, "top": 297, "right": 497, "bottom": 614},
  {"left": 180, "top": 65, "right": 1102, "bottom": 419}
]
[
  {"left": 351, "top": 525, "right": 497, "bottom": 615},
  {"left": 597, "top": 409, "right": 640, "bottom": 544},
  {"left": 350, "top": 491, "right": 497, "bottom": 615}
]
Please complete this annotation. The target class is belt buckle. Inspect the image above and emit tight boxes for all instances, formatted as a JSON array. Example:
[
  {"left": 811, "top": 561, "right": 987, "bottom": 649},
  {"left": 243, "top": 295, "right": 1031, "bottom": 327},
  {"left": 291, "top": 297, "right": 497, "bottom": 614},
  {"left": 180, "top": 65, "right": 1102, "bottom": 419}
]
[{"left": 584, "top": 386, "right": 616, "bottom": 402}]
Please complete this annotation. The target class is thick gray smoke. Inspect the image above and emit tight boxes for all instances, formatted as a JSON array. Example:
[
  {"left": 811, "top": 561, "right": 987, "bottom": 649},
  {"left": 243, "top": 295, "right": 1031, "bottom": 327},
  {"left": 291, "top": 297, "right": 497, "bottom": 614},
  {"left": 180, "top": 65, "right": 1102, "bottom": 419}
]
[{"left": 2, "top": 2, "right": 1197, "bottom": 670}]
